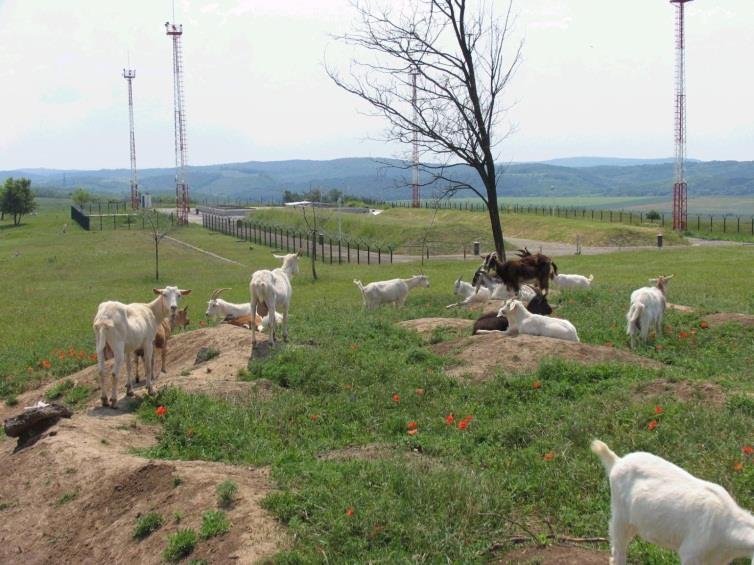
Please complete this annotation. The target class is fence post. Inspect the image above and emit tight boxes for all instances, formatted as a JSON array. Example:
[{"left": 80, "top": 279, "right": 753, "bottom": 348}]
[
  {"left": 390, "top": 248, "right": 393, "bottom": 264},
  {"left": 347, "top": 241, "right": 351, "bottom": 263},
  {"left": 737, "top": 217, "right": 740, "bottom": 233},
  {"left": 338, "top": 240, "right": 342, "bottom": 264},
  {"left": 357, "top": 244, "right": 360, "bottom": 264},
  {"left": 367, "top": 245, "right": 370, "bottom": 264},
  {"left": 723, "top": 217, "right": 726, "bottom": 233},
  {"left": 709, "top": 216, "right": 712, "bottom": 231},
  {"left": 378, "top": 247, "right": 381, "bottom": 264},
  {"left": 329, "top": 238, "right": 333, "bottom": 264}
]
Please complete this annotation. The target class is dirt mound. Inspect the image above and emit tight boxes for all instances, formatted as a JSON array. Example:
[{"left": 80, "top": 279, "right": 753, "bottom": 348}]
[
  {"left": 703, "top": 312, "right": 754, "bottom": 328},
  {"left": 496, "top": 545, "right": 608, "bottom": 564},
  {"left": 398, "top": 318, "right": 474, "bottom": 340},
  {"left": 430, "top": 333, "right": 662, "bottom": 382},
  {"left": 635, "top": 379, "right": 726, "bottom": 406},
  {"left": 0, "top": 325, "right": 287, "bottom": 564}
]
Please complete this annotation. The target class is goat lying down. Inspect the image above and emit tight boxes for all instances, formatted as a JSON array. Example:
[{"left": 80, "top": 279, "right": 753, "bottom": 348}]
[
  {"left": 490, "top": 299, "right": 579, "bottom": 342},
  {"left": 592, "top": 439, "right": 754, "bottom": 564},
  {"left": 446, "top": 276, "right": 535, "bottom": 309},
  {"left": 472, "top": 294, "right": 552, "bottom": 335},
  {"left": 223, "top": 311, "right": 283, "bottom": 332}
]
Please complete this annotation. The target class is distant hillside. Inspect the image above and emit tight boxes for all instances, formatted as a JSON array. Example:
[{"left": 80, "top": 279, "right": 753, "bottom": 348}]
[
  {"left": 537, "top": 156, "right": 696, "bottom": 168},
  {"left": 2, "top": 157, "right": 753, "bottom": 201}
]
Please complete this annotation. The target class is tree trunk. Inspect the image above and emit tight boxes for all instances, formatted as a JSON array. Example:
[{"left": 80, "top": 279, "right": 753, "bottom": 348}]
[
  {"left": 154, "top": 239, "right": 160, "bottom": 281},
  {"left": 310, "top": 230, "right": 318, "bottom": 280},
  {"left": 14, "top": 213, "right": 20, "bottom": 226},
  {"left": 485, "top": 183, "right": 506, "bottom": 262}
]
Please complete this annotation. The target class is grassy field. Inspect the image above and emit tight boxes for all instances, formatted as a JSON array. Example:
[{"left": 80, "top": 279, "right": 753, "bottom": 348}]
[
  {"left": 3, "top": 203, "right": 754, "bottom": 563},
  {"left": 248, "top": 207, "right": 685, "bottom": 254}
]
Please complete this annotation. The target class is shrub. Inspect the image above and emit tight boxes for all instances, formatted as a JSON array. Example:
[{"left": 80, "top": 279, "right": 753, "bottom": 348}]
[
  {"left": 646, "top": 209, "right": 661, "bottom": 221},
  {"left": 217, "top": 480, "right": 238, "bottom": 508},
  {"left": 200, "top": 510, "right": 231, "bottom": 539},
  {"left": 163, "top": 529, "right": 197, "bottom": 562},
  {"left": 133, "top": 512, "right": 164, "bottom": 540}
]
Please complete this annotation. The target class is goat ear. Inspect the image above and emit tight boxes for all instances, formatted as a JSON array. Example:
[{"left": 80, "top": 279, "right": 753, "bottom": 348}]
[
  {"left": 179, "top": 289, "right": 192, "bottom": 296},
  {"left": 665, "top": 274, "right": 674, "bottom": 280},
  {"left": 272, "top": 254, "right": 284, "bottom": 259},
  {"left": 153, "top": 288, "right": 163, "bottom": 295}
]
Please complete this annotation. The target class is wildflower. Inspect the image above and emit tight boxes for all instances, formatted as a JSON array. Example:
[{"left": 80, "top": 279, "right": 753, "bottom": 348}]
[
  {"left": 647, "top": 419, "right": 658, "bottom": 431},
  {"left": 392, "top": 393, "right": 400, "bottom": 403},
  {"left": 155, "top": 405, "right": 167, "bottom": 417},
  {"left": 199, "top": 320, "right": 206, "bottom": 327},
  {"left": 89, "top": 353, "right": 97, "bottom": 361},
  {"left": 655, "top": 344, "right": 664, "bottom": 351},
  {"left": 415, "top": 388, "right": 425, "bottom": 397},
  {"left": 407, "top": 429, "right": 418, "bottom": 436},
  {"left": 58, "top": 353, "right": 66, "bottom": 361},
  {"left": 343, "top": 383, "right": 353, "bottom": 390},
  {"left": 543, "top": 451, "right": 555, "bottom": 462},
  {"left": 654, "top": 406, "right": 663, "bottom": 415},
  {"left": 458, "top": 416, "right": 472, "bottom": 430},
  {"left": 444, "top": 414, "right": 455, "bottom": 425},
  {"left": 604, "top": 342, "right": 613, "bottom": 348},
  {"left": 407, "top": 421, "right": 417, "bottom": 430},
  {"left": 27, "top": 367, "right": 33, "bottom": 374},
  {"left": 699, "top": 321, "right": 709, "bottom": 329},
  {"left": 310, "top": 414, "right": 319, "bottom": 422},
  {"left": 345, "top": 507, "right": 354, "bottom": 516},
  {"left": 350, "top": 343, "right": 359, "bottom": 350},
  {"left": 679, "top": 331, "right": 689, "bottom": 339},
  {"left": 734, "top": 462, "right": 744, "bottom": 472},
  {"left": 41, "top": 359, "right": 52, "bottom": 369},
  {"left": 532, "top": 381, "right": 542, "bottom": 389},
  {"left": 743, "top": 446, "right": 754, "bottom": 456},
  {"left": 68, "top": 347, "right": 76, "bottom": 356},
  {"left": 186, "top": 428, "right": 195, "bottom": 437}
]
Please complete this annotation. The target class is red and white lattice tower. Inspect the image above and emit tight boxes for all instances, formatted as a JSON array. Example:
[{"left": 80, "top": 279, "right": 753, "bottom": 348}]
[
  {"left": 123, "top": 68, "right": 139, "bottom": 209},
  {"left": 411, "top": 66, "right": 420, "bottom": 208},
  {"left": 670, "top": 0, "right": 692, "bottom": 231},
  {"left": 166, "top": 21, "right": 190, "bottom": 224}
]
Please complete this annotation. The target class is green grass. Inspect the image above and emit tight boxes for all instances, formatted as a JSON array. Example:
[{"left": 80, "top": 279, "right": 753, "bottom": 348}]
[
  {"left": 5, "top": 204, "right": 754, "bottom": 563},
  {"left": 199, "top": 510, "right": 231, "bottom": 539},
  {"left": 56, "top": 490, "right": 78, "bottom": 506},
  {"left": 216, "top": 480, "right": 238, "bottom": 509},
  {"left": 162, "top": 528, "right": 197, "bottom": 562},
  {"left": 133, "top": 511, "right": 164, "bottom": 540}
]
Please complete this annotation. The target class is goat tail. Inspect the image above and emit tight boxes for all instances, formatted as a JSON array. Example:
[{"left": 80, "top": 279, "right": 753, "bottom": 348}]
[
  {"left": 626, "top": 302, "right": 644, "bottom": 334},
  {"left": 591, "top": 439, "right": 619, "bottom": 474},
  {"left": 587, "top": 274, "right": 594, "bottom": 282},
  {"left": 93, "top": 319, "right": 114, "bottom": 354},
  {"left": 353, "top": 279, "right": 365, "bottom": 294}
]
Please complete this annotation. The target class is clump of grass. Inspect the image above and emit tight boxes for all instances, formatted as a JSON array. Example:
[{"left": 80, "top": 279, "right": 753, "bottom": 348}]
[
  {"left": 200, "top": 510, "right": 231, "bottom": 539},
  {"left": 4, "top": 396, "right": 18, "bottom": 407},
  {"left": 173, "top": 511, "right": 183, "bottom": 524},
  {"left": 180, "top": 369, "right": 191, "bottom": 377},
  {"left": 173, "top": 476, "right": 183, "bottom": 488},
  {"left": 133, "top": 511, "right": 164, "bottom": 540},
  {"left": 163, "top": 529, "right": 197, "bottom": 562},
  {"left": 63, "top": 384, "right": 90, "bottom": 408},
  {"left": 216, "top": 480, "right": 238, "bottom": 508},
  {"left": 45, "top": 379, "right": 74, "bottom": 400},
  {"left": 188, "top": 560, "right": 208, "bottom": 565},
  {"left": 56, "top": 490, "right": 78, "bottom": 506}
]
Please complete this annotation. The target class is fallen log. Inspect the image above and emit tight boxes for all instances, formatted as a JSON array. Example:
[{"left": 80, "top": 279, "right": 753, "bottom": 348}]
[{"left": 4, "top": 402, "right": 73, "bottom": 438}]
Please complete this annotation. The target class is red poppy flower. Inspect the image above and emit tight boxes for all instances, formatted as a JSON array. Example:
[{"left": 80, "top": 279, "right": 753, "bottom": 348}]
[
  {"left": 543, "top": 451, "right": 555, "bottom": 462},
  {"left": 392, "top": 393, "right": 400, "bottom": 403},
  {"left": 654, "top": 406, "right": 663, "bottom": 415},
  {"left": 350, "top": 343, "right": 359, "bottom": 350},
  {"left": 679, "top": 331, "right": 689, "bottom": 339},
  {"left": 415, "top": 388, "right": 425, "bottom": 397},
  {"left": 699, "top": 321, "right": 709, "bottom": 329},
  {"left": 647, "top": 419, "right": 658, "bottom": 431},
  {"left": 155, "top": 405, "right": 167, "bottom": 417},
  {"left": 345, "top": 507, "right": 354, "bottom": 516},
  {"left": 407, "top": 421, "right": 418, "bottom": 430},
  {"left": 41, "top": 359, "right": 52, "bottom": 369},
  {"left": 407, "top": 429, "right": 418, "bottom": 436},
  {"left": 310, "top": 414, "right": 319, "bottom": 422},
  {"left": 743, "top": 446, "right": 754, "bottom": 456},
  {"left": 186, "top": 428, "right": 194, "bottom": 437},
  {"left": 458, "top": 417, "right": 472, "bottom": 430},
  {"left": 655, "top": 345, "right": 664, "bottom": 351},
  {"left": 445, "top": 414, "right": 455, "bottom": 425},
  {"left": 199, "top": 320, "right": 206, "bottom": 327},
  {"left": 89, "top": 353, "right": 97, "bottom": 361},
  {"left": 734, "top": 462, "right": 744, "bottom": 472},
  {"left": 532, "top": 381, "right": 542, "bottom": 389}
]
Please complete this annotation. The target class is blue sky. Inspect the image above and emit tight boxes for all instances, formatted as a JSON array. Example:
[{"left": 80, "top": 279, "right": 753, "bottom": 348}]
[{"left": 0, "top": 0, "right": 752, "bottom": 169}]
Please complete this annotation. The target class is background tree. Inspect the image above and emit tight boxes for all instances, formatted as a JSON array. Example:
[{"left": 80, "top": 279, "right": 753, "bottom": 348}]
[
  {"left": 71, "top": 188, "right": 92, "bottom": 208},
  {"left": 328, "top": 0, "right": 521, "bottom": 260},
  {"left": 1, "top": 177, "right": 37, "bottom": 226},
  {"left": 142, "top": 212, "right": 174, "bottom": 281}
]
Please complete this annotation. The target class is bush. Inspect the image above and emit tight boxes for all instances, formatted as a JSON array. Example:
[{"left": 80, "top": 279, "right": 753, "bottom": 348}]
[
  {"left": 133, "top": 512, "right": 164, "bottom": 540},
  {"left": 646, "top": 209, "right": 661, "bottom": 221},
  {"left": 200, "top": 510, "right": 231, "bottom": 539},
  {"left": 216, "top": 480, "right": 238, "bottom": 508},
  {"left": 162, "top": 528, "right": 197, "bottom": 562}
]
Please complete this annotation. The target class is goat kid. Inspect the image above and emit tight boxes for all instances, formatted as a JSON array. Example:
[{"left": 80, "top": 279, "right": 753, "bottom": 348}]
[
  {"left": 592, "top": 439, "right": 754, "bottom": 565},
  {"left": 354, "top": 274, "right": 429, "bottom": 310},
  {"left": 250, "top": 252, "right": 300, "bottom": 349},
  {"left": 93, "top": 286, "right": 191, "bottom": 407},
  {"left": 495, "top": 298, "right": 579, "bottom": 342},
  {"left": 626, "top": 275, "right": 673, "bottom": 349}
]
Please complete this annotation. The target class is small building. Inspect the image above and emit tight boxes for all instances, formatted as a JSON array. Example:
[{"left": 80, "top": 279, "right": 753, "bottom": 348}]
[{"left": 140, "top": 193, "right": 152, "bottom": 209}]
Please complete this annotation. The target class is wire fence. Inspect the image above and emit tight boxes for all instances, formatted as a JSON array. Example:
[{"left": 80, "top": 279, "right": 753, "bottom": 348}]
[{"left": 70, "top": 205, "right": 174, "bottom": 231}]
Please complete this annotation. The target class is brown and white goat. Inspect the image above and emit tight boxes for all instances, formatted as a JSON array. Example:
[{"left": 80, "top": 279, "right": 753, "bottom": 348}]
[
  {"left": 481, "top": 250, "right": 557, "bottom": 296},
  {"left": 133, "top": 306, "right": 189, "bottom": 381}
]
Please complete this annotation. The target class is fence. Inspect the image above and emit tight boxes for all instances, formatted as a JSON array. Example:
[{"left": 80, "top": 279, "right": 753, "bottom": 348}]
[
  {"left": 389, "top": 200, "right": 754, "bottom": 236},
  {"left": 203, "top": 214, "right": 394, "bottom": 265},
  {"left": 70, "top": 205, "right": 174, "bottom": 232}
]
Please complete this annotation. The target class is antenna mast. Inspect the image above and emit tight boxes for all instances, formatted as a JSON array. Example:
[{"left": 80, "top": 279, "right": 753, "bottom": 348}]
[
  {"left": 411, "top": 66, "right": 420, "bottom": 208},
  {"left": 123, "top": 68, "right": 139, "bottom": 209},
  {"left": 670, "top": 0, "right": 692, "bottom": 231},
  {"left": 166, "top": 21, "right": 189, "bottom": 224}
]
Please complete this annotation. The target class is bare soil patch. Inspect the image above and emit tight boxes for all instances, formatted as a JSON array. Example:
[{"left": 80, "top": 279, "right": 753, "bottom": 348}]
[
  {"left": 635, "top": 379, "right": 726, "bottom": 406},
  {"left": 0, "top": 324, "right": 287, "bottom": 564},
  {"left": 703, "top": 312, "right": 754, "bottom": 328},
  {"left": 496, "top": 544, "right": 608, "bottom": 564},
  {"left": 428, "top": 333, "right": 662, "bottom": 382},
  {"left": 398, "top": 317, "right": 474, "bottom": 340}
]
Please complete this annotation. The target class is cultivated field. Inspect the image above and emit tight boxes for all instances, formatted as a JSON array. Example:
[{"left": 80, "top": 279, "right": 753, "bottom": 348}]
[{"left": 1, "top": 203, "right": 753, "bottom": 563}]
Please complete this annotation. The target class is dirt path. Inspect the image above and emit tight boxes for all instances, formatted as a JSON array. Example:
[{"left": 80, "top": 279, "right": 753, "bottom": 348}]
[
  {"left": 0, "top": 325, "right": 286, "bottom": 564},
  {"left": 164, "top": 235, "right": 246, "bottom": 267}
]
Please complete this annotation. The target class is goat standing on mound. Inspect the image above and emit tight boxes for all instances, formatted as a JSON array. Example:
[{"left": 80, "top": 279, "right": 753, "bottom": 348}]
[
  {"left": 93, "top": 286, "right": 191, "bottom": 407},
  {"left": 249, "top": 252, "right": 300, "bottom": 349},
  {"left": 626, "top": 275, "right": 673, "bottom": 349},
  {"left": 354, "top": 275, "right": 429, "bottom": 310},
  {"left": 592, "top": 439, "right": 754, "bottom": 564}
]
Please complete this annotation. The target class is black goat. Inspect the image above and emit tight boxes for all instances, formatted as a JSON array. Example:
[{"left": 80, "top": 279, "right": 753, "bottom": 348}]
[
  {"left": 471, "top": 294, "right": 553, "bottom": 335},
  {"left": 482, "top": 250, "right": 557, "bottom": 296}
]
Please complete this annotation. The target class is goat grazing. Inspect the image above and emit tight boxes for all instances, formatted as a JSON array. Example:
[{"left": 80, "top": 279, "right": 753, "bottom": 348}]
[
  {"left": 592, "top": 439, "right": 754, "bottom": 564},
  {"left": 481, "top": 250, "right": 557, "bottom": 296},
  {"left": 249, "top": 252, "right": 300, "bottom": 348},
  {"left": 134, "top": 306, "right": 189, "bottom": 381},
  {"left": 472, "top": 294, "right": 553, "bottom": 335},
  {"left": 354, "top": 274, "right": 429, "bottom": 310},
  {"left": 626, "top": 275, "right": 673, "bottom": 349},
  {"left": 553, "top": 273, "right": 594, "bottom": 290},
  {"left": 495, "top": 298, "right": 579, "bottom": 342},
  {"left": 93, "top": 286, "right": 191, "bottom": 407}
]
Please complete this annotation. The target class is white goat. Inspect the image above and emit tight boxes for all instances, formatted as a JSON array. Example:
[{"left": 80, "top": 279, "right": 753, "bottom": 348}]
[
  {"left": 446, "top": 276, "right": 536, "bottom": 308},
  {"left": 354, "top": 275, "right": 429, "bottom": 310},
  {"left": 205, "top": 288, "right": 281, "bottom": 331},
  {"left": 497, "top": 299, "right": 579, "bottom": 342},
  {"left": 592, "top": 439, "right": 754, "bottom": 565},
  {"left": 93, "top": 286, "right": 191, "bottom": 407},
  {"left": 626, "top": 275, "right": 673, "bottom": 349},
  {"left": 553, "top": 273, "right": 594, "bottom": 290},
  {"left": 250, "top": 252, "right": 300, "bottom": 348}
]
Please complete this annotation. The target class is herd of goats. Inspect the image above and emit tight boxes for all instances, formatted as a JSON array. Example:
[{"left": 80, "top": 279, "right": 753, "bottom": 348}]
[{"left": 87, "top": 248, "right": 754, "bottom": 564}]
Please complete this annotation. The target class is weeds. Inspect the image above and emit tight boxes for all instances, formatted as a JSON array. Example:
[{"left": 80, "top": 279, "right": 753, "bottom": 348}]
[
  {"left": 199, "top": 510, "right": 231, "bottom": 539},
  {"left": 132, "top": 512, "right": 164, "bottom": 540},
  {"left": 162, "top": 529, "right": 197, "bottom": 562},
  {"left": 216, "top": 480, "right": 238, "bottom": 509}
]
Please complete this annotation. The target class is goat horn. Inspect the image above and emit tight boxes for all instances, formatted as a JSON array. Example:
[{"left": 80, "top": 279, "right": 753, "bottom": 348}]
[{"left": 210, "top": 288, "right": 231, "bottom": 299}]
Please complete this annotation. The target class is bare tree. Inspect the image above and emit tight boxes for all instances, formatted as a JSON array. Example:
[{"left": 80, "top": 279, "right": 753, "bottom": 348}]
[
  {"left": 143, "top": 212, "right": 174, "bottom": 281},
  {"left": 328, "top": 0, "right": 521, "bottom": 260}
]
